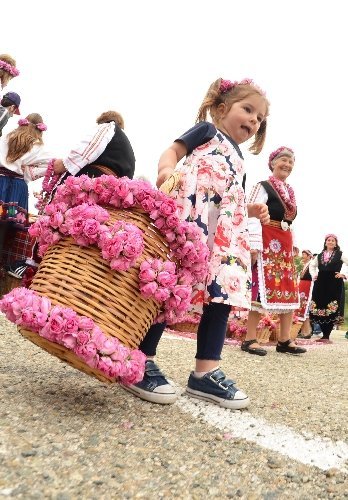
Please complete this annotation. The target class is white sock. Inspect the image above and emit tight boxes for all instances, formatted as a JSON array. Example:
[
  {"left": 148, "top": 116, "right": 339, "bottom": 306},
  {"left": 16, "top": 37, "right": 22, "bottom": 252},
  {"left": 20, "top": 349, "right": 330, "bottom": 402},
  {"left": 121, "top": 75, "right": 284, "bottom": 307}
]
[{"left": 194, "top": 367, "right": 218, "bottom": 378}]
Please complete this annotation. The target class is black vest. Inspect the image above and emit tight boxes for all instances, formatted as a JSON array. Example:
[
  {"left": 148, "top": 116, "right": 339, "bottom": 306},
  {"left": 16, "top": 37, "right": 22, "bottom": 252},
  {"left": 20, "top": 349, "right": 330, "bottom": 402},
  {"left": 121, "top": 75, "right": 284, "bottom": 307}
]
[
  {"left": 260, "top": 180, "right": 296, "bottom": 224},
  {"left": 78, "top": 122, "right": 135, "bottom": 179}
]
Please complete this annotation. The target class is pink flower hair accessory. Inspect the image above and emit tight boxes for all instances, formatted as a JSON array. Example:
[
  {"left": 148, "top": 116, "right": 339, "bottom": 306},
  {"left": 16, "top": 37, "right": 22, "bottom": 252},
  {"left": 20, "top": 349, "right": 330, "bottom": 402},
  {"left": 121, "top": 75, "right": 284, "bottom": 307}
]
[
  {"left": 219, "top": 78, "right": 265, "bottom": 95},
  {"left": 36, "top": 123, "right": 47, "bottom": 131},
  {"left": 0, "top": 59, "right": 20, "bottom": 77},
  {"left": 18, "top": 118, "right": 30, "bottom": 126},
  {"left": 325, "top": 234, "right": 338, "bottom": 241},
  {"left": 268, "top": 146, "right": 295, "bottom": 168}
]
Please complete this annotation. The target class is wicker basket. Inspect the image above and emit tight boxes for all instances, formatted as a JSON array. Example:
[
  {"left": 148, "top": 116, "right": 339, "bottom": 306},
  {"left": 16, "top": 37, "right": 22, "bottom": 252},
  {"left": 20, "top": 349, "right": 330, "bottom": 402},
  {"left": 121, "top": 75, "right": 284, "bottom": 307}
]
[
  {"left": 170, "top": 321, "right": 199, "bottom": 334},
  {"left": 18, "top": 207, "right": 172, "bottom": 382},
  {"left": 256, "top": 327, "right": 272, "bottom": 344},
  {"left": 269, "top": 322, "right": 303, "bottom": 342}
]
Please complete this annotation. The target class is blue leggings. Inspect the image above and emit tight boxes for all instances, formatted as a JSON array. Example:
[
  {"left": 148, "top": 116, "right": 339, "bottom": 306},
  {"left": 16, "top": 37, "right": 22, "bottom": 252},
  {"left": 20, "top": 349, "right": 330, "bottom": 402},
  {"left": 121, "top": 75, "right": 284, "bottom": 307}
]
[{"left": 139, "top": 302, "right": 231, "bottom": 360}]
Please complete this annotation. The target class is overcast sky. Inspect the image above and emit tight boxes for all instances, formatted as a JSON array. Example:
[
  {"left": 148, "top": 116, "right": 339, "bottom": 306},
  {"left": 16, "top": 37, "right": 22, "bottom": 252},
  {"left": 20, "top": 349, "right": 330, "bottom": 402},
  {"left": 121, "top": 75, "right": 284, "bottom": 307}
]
[{"left": 2, "top": 0, "right": 347, "bottom": 254}]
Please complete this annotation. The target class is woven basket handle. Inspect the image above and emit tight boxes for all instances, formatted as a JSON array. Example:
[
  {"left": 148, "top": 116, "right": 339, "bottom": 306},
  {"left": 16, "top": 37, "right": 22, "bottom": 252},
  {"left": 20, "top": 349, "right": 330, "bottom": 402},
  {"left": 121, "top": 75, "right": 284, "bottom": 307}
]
[{"left": 159, "top": 172, "right": 181, "bottom": 195}]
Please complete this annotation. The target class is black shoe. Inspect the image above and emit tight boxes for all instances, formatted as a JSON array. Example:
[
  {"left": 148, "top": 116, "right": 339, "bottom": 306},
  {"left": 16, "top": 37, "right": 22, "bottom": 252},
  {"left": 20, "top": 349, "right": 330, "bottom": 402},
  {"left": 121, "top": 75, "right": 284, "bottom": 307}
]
[
  {"left": 241, "top": 339, "right": 267, "bottom": 356},
  {"left": 276, "top": 340, "right": 307, "bottom": 355}
]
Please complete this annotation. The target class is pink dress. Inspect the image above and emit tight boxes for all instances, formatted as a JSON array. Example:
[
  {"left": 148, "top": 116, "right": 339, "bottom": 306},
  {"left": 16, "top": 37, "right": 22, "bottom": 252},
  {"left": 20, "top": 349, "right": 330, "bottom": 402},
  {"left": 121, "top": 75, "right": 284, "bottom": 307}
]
[{"left": 170, "top": 129, "right": 251, "bottom": 312}]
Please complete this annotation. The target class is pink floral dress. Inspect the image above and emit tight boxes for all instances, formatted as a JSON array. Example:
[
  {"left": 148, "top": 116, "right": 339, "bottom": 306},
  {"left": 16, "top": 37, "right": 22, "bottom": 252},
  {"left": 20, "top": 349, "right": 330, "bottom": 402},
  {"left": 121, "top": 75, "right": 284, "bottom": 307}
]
[{"left": 170, "top": 130, "right": 251, "bottom": 312}]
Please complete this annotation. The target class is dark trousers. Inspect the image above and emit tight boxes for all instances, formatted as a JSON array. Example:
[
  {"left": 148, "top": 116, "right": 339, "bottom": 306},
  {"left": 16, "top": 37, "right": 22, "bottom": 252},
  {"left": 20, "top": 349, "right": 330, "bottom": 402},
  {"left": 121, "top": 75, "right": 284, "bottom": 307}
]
[{"left": 138, "top": 302, "right": 231, "bottom": 360}]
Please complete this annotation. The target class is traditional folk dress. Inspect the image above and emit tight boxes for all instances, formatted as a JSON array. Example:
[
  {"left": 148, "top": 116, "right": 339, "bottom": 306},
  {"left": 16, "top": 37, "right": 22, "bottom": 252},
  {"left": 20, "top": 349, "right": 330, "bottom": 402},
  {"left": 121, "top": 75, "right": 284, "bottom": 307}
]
[
  {"left": 296, "top": 262, "right": 314, "bottom": 321},
  {"left": 248, "top": 177, "right": 299, "bottom": 313},
  {"left": 0, "top": 137, "right": 52, "bottom": 229},
  {"left": 309, "top": 251, "right": 348, "bottom": 326},
  {"left": 169, "top": 123, "right": 251, "bottom": 313}
]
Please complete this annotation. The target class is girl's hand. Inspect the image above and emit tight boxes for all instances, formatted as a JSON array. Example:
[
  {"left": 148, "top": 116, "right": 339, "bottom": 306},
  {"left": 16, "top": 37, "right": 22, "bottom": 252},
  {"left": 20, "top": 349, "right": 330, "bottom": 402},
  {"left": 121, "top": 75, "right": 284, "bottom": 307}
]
[
  {"left": 247, "top": 203, "right": 270, "bottom": 224},
  {"left": 53, "top": 159, "right": 66, "bottom": 174},
  {"left": 335, "top": 272, "right": 346, "bottom": 279}
]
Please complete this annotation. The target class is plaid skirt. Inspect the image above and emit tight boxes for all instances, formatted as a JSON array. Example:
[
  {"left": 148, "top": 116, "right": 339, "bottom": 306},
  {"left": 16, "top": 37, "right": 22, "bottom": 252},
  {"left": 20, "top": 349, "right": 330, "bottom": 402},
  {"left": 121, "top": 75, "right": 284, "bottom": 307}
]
[{"left": 0, "top": 174, "right": 29, "bottom": 229}]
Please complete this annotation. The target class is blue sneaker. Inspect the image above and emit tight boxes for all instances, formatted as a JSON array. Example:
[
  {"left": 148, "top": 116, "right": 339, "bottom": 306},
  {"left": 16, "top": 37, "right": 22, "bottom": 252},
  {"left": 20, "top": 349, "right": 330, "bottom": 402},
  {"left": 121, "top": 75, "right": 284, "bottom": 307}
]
[
  {"left": 121, "top": 360, "right": 177, "bottom": 404},
  {"left": 186, "top": 368, "right": 250, "bottom": 409}
]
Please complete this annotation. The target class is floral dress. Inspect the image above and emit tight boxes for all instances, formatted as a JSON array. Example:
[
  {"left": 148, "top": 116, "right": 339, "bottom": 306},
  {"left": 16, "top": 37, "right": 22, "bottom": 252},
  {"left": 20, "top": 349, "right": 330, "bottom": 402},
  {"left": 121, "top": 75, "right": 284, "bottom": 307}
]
[{"left": 170, "top": 130, "right": 251, "bottom": 312}]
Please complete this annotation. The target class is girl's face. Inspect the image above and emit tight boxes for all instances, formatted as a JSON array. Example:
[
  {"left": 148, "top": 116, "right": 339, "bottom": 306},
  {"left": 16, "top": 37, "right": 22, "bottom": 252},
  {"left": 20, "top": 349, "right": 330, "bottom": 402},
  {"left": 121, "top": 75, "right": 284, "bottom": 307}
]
[
  {"left": 218, "top": 94, "right": 267, "bottom": 145},
  {"left": 271, "top": 155, "right": 294, "bottom": 181},
  {"left": 325, "top": 237, "right": 337, "bottom": 250}
]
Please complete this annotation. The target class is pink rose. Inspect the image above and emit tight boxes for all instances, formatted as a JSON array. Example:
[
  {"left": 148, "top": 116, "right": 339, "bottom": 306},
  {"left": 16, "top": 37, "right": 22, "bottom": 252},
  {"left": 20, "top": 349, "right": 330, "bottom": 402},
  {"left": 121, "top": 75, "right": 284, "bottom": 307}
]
[
  {"left": 159, "top": 199, "right": 177, "bottom": 216},
  {"left": 62, "top": 332, "right": 78, "bottom": 349},
  {"left": 153, "top": 288, "right": 171, "bottom": 302},
  {"left": 139, "top": 268, "right": 157, "bottom": 283},
  {"left": 83, "top": 219, "right": 100, "bottom": 243},
  {"left": 157, "top": 271, "right": 177, "bottom": 288},
  {"left": 77, "top": 331, "right": 90, "bottom": 345},
  {"left": 140, "top": 281, "right": 158, "bottom": 298},
  {"left": 78, "top": 316, "right": 95, "bottom": 331}
]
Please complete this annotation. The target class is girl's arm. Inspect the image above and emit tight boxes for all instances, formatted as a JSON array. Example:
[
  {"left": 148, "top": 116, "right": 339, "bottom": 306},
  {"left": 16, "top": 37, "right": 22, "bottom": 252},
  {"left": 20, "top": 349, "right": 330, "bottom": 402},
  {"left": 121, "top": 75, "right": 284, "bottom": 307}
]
[{"left": 156, "top": 141, "right": 187, "bottom": 188}]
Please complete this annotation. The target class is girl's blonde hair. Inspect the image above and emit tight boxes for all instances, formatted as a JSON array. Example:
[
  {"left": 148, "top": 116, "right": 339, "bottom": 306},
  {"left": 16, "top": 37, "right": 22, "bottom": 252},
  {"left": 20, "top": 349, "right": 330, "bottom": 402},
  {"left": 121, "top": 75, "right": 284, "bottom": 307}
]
[
  {"left": 6, "top": 113, "right": 45, "bottom": 163},
  {"left": 196, "top": 78, "right": 269, "bottom": 154},
  {"left": 96, "top": 110, "right": 124, "bottom": 129},
  {"left": 0, "top": 54, "right": 17, "bottom": 87}
]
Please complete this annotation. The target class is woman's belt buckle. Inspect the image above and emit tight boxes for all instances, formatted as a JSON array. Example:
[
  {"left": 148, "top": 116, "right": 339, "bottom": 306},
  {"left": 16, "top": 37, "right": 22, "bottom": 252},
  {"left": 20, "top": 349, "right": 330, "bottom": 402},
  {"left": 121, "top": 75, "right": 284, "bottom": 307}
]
[{"left": 280, "top": 220, "right": 290, "bottom": 231}]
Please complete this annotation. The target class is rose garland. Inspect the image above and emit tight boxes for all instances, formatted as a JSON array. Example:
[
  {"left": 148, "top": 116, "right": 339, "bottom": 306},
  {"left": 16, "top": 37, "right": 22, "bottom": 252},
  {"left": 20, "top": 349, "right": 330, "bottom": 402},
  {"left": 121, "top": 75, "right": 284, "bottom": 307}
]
[
  {"left": 268, "top": 175, "right": 297, "bottom": 221},
  {"left": 29, "top": 175, "right": 209, "bottom": 324},
  {"left": 35, "top": 159, "right": 63, "bottom": 215},
  {"left": 0, "top": 288, "right": 146, "bottom": 383}
]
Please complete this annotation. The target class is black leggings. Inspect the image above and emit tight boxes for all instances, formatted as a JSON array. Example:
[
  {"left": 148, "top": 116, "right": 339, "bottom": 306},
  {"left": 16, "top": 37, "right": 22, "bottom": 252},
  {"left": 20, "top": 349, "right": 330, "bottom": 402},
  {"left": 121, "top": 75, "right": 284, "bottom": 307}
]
[{"left": 138, "top": 302, "right": 231, "bottom": 360}]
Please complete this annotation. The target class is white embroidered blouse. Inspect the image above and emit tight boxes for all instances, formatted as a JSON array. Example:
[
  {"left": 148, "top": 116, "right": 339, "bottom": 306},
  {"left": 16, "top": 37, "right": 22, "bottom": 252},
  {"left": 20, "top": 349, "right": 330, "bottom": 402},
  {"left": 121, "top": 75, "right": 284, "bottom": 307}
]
[
  {"left": 0, "top": 137, "right": 52, "bottom": 183},
  {"left": 62, "top": 122, "right": 115, "bottom": 175}
]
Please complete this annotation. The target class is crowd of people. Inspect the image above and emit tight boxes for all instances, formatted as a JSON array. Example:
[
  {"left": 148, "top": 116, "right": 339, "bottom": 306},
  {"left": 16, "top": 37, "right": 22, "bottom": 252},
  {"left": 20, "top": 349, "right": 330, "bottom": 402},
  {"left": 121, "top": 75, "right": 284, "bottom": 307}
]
[{"left": 0, "top": 52, "right": 347, "bottom": 411}]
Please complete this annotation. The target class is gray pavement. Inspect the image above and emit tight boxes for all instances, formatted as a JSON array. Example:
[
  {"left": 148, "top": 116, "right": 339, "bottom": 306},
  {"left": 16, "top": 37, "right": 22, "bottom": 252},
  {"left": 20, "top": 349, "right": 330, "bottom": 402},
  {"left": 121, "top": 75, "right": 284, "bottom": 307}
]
[{"left": 0, "top": 315, "right": 347, "bottom": 499}]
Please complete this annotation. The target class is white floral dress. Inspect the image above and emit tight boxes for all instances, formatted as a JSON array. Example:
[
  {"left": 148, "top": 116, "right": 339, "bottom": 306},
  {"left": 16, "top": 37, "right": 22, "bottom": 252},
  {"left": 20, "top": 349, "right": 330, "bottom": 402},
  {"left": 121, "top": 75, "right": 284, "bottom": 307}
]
[{"left": 170, "top": 129, "right": 251, "bottom": 312}]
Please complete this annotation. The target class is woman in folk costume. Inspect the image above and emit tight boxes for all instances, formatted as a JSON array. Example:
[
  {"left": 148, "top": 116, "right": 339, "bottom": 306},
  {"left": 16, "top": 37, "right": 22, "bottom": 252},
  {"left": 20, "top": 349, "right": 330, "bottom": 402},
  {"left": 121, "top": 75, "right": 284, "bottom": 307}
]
[
  {"left": 296, "top": 249, "right": 314, "bottom": 338},
  {"left": 309, "top": 234, "right": 348, "bottom": 343},
  {"left": 242, "top": 146, "right": 306, "bottom": 356}
]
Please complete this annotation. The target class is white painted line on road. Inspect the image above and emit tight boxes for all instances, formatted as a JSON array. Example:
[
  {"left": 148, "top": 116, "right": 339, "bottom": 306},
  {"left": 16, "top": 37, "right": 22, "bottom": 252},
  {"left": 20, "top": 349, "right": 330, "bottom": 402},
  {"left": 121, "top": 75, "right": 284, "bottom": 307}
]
[{"left": 175, "top": 396, "right": 348, "bottom": 473}]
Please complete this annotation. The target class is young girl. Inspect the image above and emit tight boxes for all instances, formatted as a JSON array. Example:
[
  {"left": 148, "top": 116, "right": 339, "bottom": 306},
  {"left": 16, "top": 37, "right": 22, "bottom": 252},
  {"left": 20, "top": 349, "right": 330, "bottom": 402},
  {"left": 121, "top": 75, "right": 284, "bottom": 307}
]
[
  {"left": 0, "top": 54, "right": 19, "bottom": 97},
  {"left": 122, "top": 77, "right": 270, "bottom": 409},
  {"left": 0, "top": 114, "right": 52, "bottom": 272}
]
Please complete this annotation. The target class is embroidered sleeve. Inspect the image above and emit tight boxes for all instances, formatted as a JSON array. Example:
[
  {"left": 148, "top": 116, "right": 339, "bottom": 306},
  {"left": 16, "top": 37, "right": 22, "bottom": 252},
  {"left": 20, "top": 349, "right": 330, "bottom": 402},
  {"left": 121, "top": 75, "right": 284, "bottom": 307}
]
[
  {"left": 63, "top": 122, "right": 115, "bottom": 175},
  {"left": 247, "top": 183, "right": 268, "bottom": 250},
  {"left": 309, "top": 255, "right": 319, "bottom": 278},
  {"left": 21, "top": 145, "right": 53, "bottom": 182}
]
